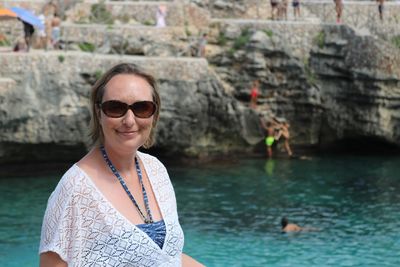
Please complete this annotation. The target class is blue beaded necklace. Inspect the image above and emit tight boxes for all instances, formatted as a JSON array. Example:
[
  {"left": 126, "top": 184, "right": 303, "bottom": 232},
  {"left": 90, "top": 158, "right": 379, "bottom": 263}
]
[{"left": 100, "top": 146, "right": 154, "bottom": 224}]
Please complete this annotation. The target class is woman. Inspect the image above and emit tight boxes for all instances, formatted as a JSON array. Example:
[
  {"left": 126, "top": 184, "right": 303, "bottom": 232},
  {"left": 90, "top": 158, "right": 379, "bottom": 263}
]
[{"left": 39, "top": 63, "right": 203, "bottom": 266}]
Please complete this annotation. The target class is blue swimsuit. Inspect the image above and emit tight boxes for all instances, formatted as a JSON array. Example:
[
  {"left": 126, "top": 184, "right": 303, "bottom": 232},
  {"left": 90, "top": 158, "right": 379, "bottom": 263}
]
[{"left": 136, "top": 219, "right": 167, "bottom": 249}]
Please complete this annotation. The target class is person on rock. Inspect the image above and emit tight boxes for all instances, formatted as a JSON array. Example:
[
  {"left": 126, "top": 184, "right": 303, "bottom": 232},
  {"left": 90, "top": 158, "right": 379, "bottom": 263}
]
[
  {"left": 156, "top": 4, "right": 167, "bottom": 27},
  {"left": 260, "top": 116, "right": 276, "bottom": 158},
  {"left": 334, "top": 0, "right": 344, "bottom": 24},
  {"left": 270, "top": 0, "right": 280, "bottom": 20},
  {"left": 20, "top": 19, "right": 34, "bottom": 52},
  {"left": 39, "top": 63, "right": 204, "bottom": 267},
  {"left": 377, "top": 0, "right": 385, "bottom": 21},
  {"left": 274, "top": 119, "right": 293, "bottom": 157},
  {"left": 250, "top": 80, "right": 260, "bottom": 109},
  {"left": 292, "top": 0, "right": 301, "bottom": 19}
]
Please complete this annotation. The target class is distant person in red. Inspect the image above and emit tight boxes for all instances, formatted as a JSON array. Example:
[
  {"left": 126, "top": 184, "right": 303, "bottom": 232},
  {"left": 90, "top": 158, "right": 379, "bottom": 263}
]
[
  {"left": 334, "top": 0, "right": 343, "bottom": 24},
  {"left": 377, "top": 0, "right": 385, "bottom": 21},
  {"left": 250, "top": 80, "right": 260, "bottom": 109}
]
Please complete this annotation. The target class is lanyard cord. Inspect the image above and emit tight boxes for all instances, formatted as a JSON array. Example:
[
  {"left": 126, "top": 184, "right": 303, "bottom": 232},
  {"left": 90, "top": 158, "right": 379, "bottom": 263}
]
[{"left": 100, "top": 146, "right": 154, "bottom": 224}]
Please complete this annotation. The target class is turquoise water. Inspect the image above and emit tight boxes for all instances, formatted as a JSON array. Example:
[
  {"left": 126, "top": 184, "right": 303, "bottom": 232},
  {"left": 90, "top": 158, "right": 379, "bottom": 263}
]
[{"left": 1, "top": 155, "right": 400, "bottom": 266}]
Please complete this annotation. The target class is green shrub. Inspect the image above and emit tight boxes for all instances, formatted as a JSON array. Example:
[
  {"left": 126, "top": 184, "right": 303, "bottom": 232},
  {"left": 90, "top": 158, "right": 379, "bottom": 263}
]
[
  {"left": 90, "top": 0, "right": 114, "bottom": 24},
  {"left": 120, "top": 14, "right": 131, "bottom": 24},
  {"left": 228, "top": 47, "right": 235, "bottom": 57},
  {"left": 391, "top": 36, "right": 400, "bottom": 49},
  {"left": 313, "top": 31, "right": 325, "bottom": 49},
  {"left": 217, "top": 31, "right": 227, "bottom": 46},
  {"left": 263, "top": 29, "right": 273, "bottom": 38},
  {"left": 0, "top": 38, "right": 10, "bottom": 46},
  {"left": 304, "top": 58, "right": 317, "bottom": 85},
  {"left": 143, "top": 20, "right": 153, "bottom": 26},
  {"left": 58, "top": 55, "right": 65, "bottom": 63},
  {"left": 94, "top": 70, "right": 103, "bottom": 81},
  {"left": 78, "top": 42, "right": 96, "bottom": 52},
  {"left": 233, "top": 28, "right": 251, "bottom": 50}
]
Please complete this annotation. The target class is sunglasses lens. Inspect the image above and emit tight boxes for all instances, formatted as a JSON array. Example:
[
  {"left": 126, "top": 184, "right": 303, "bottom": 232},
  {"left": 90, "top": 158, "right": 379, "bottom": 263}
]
[
  {"left": 101, "top": 101, "right": 128, "bottom": 118},
  {"left": 132, "top": 101, "right": 156, "bottom": 118}
]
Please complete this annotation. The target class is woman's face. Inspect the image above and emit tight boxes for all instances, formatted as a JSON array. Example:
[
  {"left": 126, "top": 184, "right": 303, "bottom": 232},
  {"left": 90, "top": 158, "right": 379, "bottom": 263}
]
[{"left": 100, "top": 74, "right": 154, "bottom": 154}]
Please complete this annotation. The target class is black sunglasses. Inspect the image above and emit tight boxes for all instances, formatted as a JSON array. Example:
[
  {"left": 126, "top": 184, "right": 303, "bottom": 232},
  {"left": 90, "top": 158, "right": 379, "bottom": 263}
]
[{"left": 99, "top": 100, "right": 157, "bottom": 118}]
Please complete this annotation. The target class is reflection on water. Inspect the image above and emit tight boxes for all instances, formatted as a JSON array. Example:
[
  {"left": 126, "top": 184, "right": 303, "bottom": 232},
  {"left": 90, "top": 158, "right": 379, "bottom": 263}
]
[{"left": 1, "top": 155, "right": 400, "bottom": 266}]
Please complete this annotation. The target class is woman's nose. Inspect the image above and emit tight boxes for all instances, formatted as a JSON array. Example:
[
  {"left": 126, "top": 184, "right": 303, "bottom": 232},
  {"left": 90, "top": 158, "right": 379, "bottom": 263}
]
[{"left": 122, "top": 109, "right": 136, "bottom": 126}]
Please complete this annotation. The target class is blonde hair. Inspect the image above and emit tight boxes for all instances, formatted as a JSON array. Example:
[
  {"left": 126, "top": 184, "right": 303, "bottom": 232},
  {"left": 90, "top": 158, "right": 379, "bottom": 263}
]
[{"left": 89, "top": 63, "right": 161, "bottom": 149}]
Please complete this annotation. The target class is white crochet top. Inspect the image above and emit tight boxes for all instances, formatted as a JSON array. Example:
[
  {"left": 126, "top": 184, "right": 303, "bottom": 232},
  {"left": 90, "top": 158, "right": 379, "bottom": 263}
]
[{"left": 39, "top": 152, "right": 184, "bottom": 266}]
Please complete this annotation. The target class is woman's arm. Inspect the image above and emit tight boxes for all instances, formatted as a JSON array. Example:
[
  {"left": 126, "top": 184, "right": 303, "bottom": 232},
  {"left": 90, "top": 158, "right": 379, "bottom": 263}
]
[
  {"left": 182, "top": 253, "right": 205, "bottom": 267},
  {"left": 40, "top": 252, "right": 67, "bottom": 267}
]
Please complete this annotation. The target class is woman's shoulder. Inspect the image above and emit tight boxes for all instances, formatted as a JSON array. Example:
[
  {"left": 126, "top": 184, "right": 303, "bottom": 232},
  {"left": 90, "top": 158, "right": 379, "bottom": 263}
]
[
  {"left": 137, "top": 151, "right": 170, "bottom": 180},
  {"left": 50, "top": 164, "right": 88, "bottom": 199},
  {"left": 137, "top": 151, "right": 164, "bottom": 167}
]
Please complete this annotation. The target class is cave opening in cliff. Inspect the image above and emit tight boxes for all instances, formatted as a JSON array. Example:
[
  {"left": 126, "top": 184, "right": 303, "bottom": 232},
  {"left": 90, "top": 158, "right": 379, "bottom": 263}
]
[{"left": 325, "top": 137, "right": 400, "bottom": 155}]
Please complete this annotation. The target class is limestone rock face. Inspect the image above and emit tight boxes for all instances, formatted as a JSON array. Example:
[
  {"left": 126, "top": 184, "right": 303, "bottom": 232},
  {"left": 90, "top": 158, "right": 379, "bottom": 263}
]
[
  {"left": 210, "top": 28, "right": 324, "bottom": 147},
  {"left": 0, "top": 52, "right": 259, "bottom": 163},
  {"left": 309, "top": 26, "right": 400, "bottom": 145},
  {"left": 209, "top": 24, "right": 400, "bottom": 149}
]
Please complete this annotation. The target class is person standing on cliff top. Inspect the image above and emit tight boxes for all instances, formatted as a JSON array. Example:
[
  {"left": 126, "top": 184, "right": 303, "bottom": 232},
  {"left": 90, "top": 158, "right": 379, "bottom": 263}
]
[
  {"left": 292, "top": 0, "right": 300, "bottom": 19},
  {"left": 377, "top": 0, "right": 385, "bottom": 21},
  {"left": 270, "top": 0, "right": 279, "bottom": 20},
  {"left": 20, "top": 19, "right": 34, "bottom": 52},
  {"left": 278, "top": 0, "right": 288, "bottom": 20},
  {"left": 156, "top": 4, "right": 167, "bottom": 27},
  {"left": 334, "top": 0, "right": 343, "bottom": 24},
  {"left": 42, "top": 0, "right": 58, "bottom": 49},
  {"left": 51, "top": 12, "right": 61, "bottom": 49}
]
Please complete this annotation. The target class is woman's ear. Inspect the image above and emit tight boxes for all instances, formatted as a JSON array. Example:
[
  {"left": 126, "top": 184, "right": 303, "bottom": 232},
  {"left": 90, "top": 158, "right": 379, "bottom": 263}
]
[{"left": 96, "top": 106, "right": 102, "bottom": 123}]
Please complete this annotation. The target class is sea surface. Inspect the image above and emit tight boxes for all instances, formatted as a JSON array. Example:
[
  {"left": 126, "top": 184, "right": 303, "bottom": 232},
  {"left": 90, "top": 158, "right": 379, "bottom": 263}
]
[{"left": 1, "top": 154, "right": 400, "bottom": 266}]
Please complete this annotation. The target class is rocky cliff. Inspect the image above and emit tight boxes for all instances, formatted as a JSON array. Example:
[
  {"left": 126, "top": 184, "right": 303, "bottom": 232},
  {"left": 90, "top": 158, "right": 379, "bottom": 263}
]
[
  {"left": 0, "top": 52, "right": 260, "bottom": 163},
  {"left": 0, "top": 0, "right": 399, "bottom": 164}
]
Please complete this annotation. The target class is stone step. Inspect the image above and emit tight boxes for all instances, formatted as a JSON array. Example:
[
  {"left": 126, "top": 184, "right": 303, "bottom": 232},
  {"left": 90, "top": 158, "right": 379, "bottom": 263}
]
[
  {"left": 60, "top": 23, "right": 196, "bottom": 56},
  {"left": 67, "top": 1, "right": 182, "bottom": 26},
  {"left": 0, "top": 50, "right": 209, "bottom": 81},
  {"left": 1, "top": 0, "right": 209, "bottom": 27}
]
